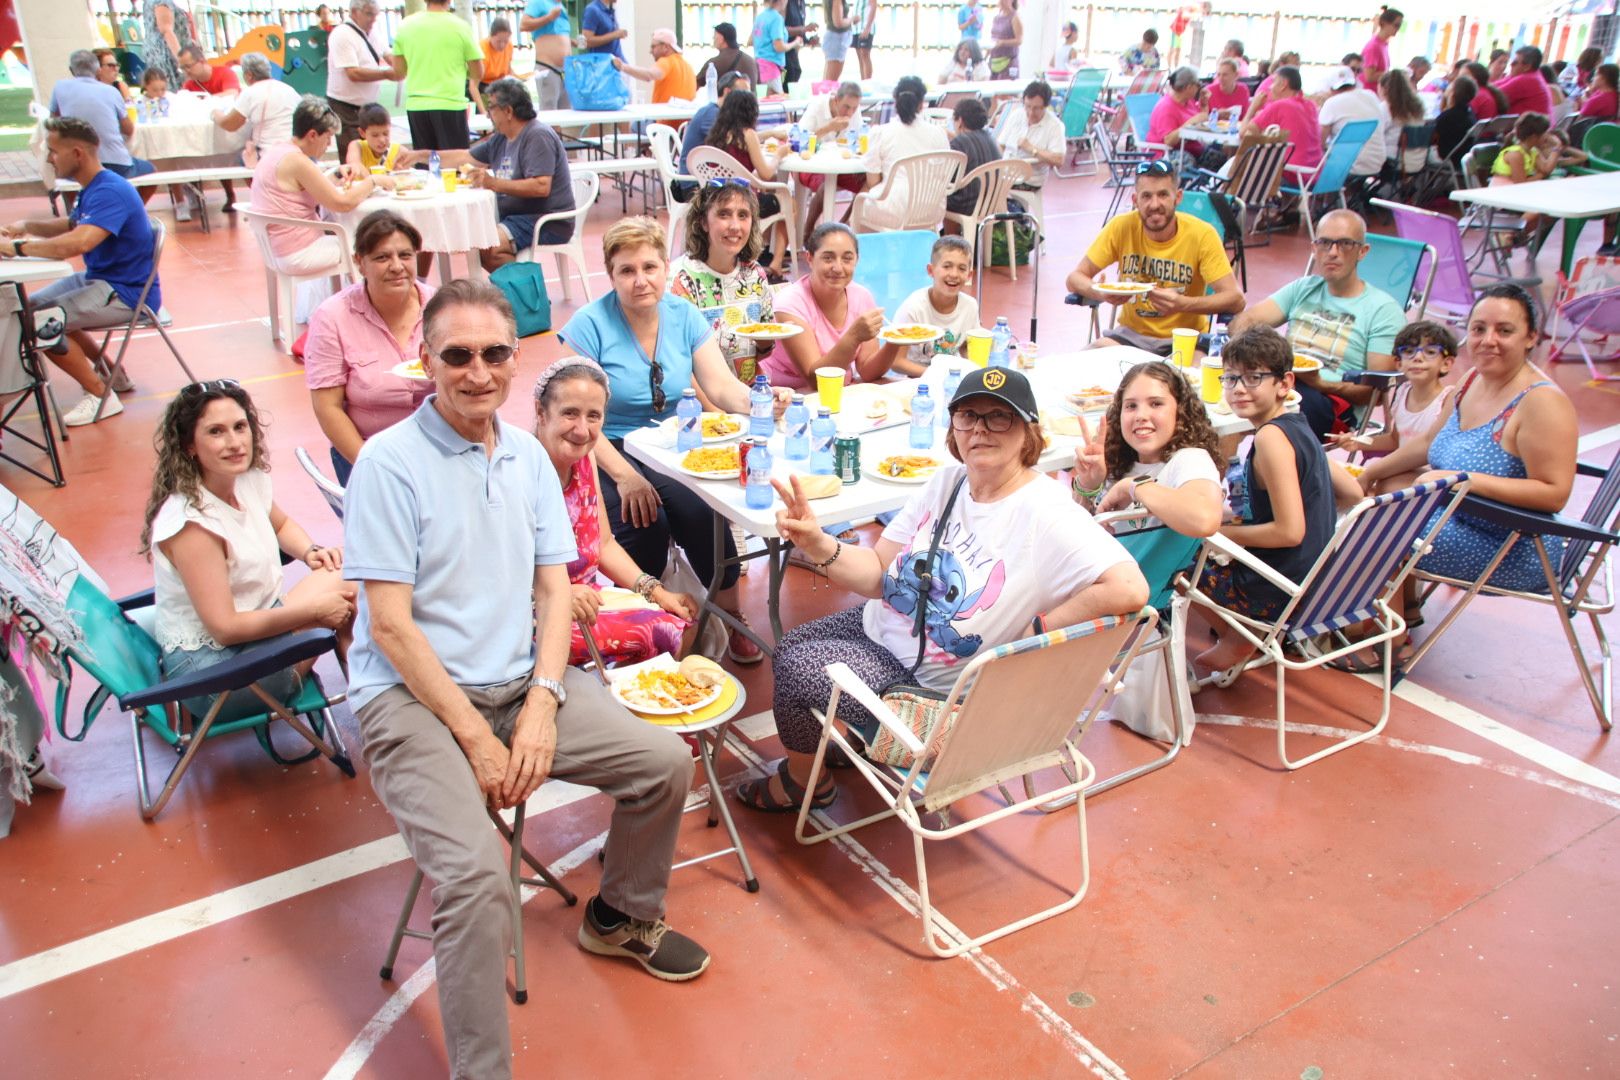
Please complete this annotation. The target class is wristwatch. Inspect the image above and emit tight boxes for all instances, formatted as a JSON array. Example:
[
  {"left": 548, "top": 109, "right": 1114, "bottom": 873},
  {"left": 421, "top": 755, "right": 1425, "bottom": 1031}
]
[
  {"left": 1131, "top": 475, "right": 1157, "bottom": 505},
  {"left": 529, "top": 675, "right": 567, "bottom": 707}
]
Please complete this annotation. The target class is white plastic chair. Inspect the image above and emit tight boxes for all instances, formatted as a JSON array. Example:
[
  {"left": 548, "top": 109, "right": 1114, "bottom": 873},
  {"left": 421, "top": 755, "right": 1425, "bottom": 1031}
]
[
  {"left": 848, "top": 150, "right": 966, "bottom": 234},
  {"left": 686, "top": 146, "right": 801, "bottom": 270},
  {"left": 237, "top": 207, "right": 356, "bottom": 352},
  {"left": 792, "top": 610, "right": 1155, "bottom": 957},
  {"left": 942, "top": 157, "right": 1030, "bottom": 271},
  {"left": 517, "top": 171, "right": 598, "bottom": 303},
  {"left": 648, "top": 124, "right": 696, "bottom": 257}
]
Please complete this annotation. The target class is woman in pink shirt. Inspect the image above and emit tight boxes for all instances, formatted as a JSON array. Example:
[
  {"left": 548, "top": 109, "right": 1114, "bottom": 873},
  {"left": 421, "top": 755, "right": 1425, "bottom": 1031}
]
[
  {"left": 763, "top": 223, "right": 902, "bottom": 390},
  {"left": 1244, "top": 65, "right": 1323, "bottom": 172},
  {"left": 1148, "top": 67, "right": 1207, "bottom": 161},
  {"left": 249, "top": 98, "right": 373, "bottom": 277},
  {"left": 1203, "top": 57, "right": 1251, "bottom": 117},
  {"left": 304, "top": 211, "right": 435, "bottom": 483},
  {"left": 1360, "top": 6, "right": 1402, "bottom": 91},
  {"left": 1580, "top": 63, "right": 1619, "bottom": 121}
]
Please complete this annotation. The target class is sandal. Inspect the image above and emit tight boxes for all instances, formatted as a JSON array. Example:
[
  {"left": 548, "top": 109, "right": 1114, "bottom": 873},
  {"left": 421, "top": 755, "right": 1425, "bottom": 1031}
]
[
  {"left": 1326, "top": 638, "right": 1414, "bottom": 675},
  {"left": 736, "top": 759, "right": 835, "bottom": 813}
]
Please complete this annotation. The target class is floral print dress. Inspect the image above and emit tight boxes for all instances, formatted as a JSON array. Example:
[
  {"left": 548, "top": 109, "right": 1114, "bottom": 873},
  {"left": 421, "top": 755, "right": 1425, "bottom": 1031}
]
[{"left": 563, "top": 457, "right": 688, "bottom": 665}]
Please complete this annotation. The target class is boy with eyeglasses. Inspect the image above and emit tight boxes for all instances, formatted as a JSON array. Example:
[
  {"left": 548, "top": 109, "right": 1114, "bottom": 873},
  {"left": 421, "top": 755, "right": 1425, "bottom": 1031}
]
[
  {"left": 1229, "top": 207, "right": 1403, "bottom": 438},
  {"left": 1193, "top": 326, "right": 1336, "bottom": 677}
]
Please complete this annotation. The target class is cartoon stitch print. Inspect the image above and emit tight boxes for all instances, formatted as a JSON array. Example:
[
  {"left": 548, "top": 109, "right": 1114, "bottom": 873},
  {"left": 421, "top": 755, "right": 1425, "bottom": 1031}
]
[{"left": 883, "top": 511, "right": 1007, "bottom": 658}]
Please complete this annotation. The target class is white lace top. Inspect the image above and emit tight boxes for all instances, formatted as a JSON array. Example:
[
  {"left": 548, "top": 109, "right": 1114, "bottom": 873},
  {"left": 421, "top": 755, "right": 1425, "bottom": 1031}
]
[{"left": 152, "top": 468, "right": 284, "bottom": 652}]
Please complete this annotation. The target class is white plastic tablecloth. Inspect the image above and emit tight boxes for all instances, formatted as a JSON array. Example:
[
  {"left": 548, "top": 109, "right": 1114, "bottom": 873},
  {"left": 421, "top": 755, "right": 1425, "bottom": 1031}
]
[{"left": 337, "top": 187, "right": 500, "bottom": 256}]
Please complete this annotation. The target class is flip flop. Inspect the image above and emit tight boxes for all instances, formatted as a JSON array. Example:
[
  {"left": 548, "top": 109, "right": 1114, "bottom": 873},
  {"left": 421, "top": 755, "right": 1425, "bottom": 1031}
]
[{"left": 735, "top": 759, "right": 835, "bottom": 813}]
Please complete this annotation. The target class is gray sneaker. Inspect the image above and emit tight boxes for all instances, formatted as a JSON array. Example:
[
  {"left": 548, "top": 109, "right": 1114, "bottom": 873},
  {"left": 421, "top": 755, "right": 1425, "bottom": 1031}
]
[{"left": 577, "top": 896, "right": 711, "bottom": 982}]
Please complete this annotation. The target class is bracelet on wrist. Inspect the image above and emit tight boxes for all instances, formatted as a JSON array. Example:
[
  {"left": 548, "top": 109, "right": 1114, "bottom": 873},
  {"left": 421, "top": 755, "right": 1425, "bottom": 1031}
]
[
  {"left": 1072, "top": 476, "right": 1104, "bottom": 501},
  {"left": 303, "top": 544, "right": 323, "bottom": 561},
  {"left": 632, "top": 573, "right": 659, "bottom": 600},
  {"left": 814, "top": 542, "right": 842, "bottom": 573}
]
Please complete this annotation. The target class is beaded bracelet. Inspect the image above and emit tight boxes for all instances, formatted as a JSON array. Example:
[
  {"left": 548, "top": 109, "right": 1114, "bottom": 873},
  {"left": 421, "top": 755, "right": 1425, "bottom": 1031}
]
[
  {"left": 632, "top": 573, "right": 659, "bottom": 600},
  {"left": 814, "top": 543, "right": 842, "bottom": 574}
]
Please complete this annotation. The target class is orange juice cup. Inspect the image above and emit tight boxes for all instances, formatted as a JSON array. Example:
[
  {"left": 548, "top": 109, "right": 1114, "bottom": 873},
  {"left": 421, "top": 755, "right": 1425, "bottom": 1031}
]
[
  {"left": 442, "top": 170, "right": 459, "bottom": 193},
  {"left": 965, "top": 328, "right": 992, "bottom": 367},
  {"left": 815, "top": 366, "right": 846, "bottom": 412},
  {"left": 1200, "top": 357, "right": 1224, "bottom": 404}
]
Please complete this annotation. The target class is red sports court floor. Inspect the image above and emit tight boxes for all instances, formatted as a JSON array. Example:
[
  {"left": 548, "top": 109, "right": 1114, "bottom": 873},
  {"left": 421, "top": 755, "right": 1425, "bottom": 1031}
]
[{"left": 2, "top": 164, "right": 1619, "bottom": 1079}]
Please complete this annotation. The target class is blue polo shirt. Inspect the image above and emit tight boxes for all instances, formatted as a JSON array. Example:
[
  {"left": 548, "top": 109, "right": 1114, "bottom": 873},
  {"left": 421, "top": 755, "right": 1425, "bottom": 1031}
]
[
  {"left": 559, "top": 291, "right": 713, "bottom": 439},
  {"left": 581, "top": 0, "right": 624, "bottom": 58},
  {"left": 342, "top": 397, "right": 578, "bottom": 710},
  {"left": 679, "top": 102, "right": 719, "bottom": 170},
  {"left": 49, "top": 76, "right": 133, "bottom": 166},
  {"left": 74, "top": 170, "right": 159, "bottom": 310}
]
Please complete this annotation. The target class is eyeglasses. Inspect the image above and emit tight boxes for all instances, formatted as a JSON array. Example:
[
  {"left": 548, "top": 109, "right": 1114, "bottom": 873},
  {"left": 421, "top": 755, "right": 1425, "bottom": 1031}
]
[
  {"left": 1135, "top": 159, "right": 1173, "bottom": 177},
  {"left": 180, "top": 378, "right": 241, "bottom": 397},
  {"left": 950, "top": 407, "right": 1017, "bottom": 432},
  {"left": 1394, "top": 344, "right": 1449, "bottom": 360},
  {"left": 705, "top": 177, "right": 752, "bottom": 189},
  {"left": 647, "top": 359, "right": 667, "bottom": 413},
  {"left": 1218, "top": 372, "right": 1282, "bottom": 389},
  {"left": 434, "top": 344, "right": 515, "bottom": 367},
  {"left": 1311, "top": 236, "right": 1366, "bottom": 252}
]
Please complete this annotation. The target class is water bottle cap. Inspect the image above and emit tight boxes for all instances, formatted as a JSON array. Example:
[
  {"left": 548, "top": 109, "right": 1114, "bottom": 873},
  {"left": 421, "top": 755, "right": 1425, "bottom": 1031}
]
[
  {"left": 681, "top": 387, "right": 696, "bottom": 397},
  {"left": 791, "top": 393, "right": 804, "bottom": 402},
  {"left": 817, "top": 406, "right": 830, "bottom": 416},
  {"left": 916, "top": 385, "right": 929, "bottom": 395}
]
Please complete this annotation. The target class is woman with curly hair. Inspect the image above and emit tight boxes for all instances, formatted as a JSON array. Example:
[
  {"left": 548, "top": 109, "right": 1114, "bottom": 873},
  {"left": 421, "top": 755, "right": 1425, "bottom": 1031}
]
[
  {"left": 704, "top": 90, "right": 790, "bottom": 279},
  {"left": 1069, "top": 362, "right": 1225, "bottom": 537},
  {"left": 141, "top": 380, "right": 355, "bottom": 720}
]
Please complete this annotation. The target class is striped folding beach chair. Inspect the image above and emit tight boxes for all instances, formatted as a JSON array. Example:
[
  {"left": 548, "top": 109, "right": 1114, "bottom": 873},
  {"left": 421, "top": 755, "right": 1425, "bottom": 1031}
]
[{"left": 1181, "top": 475, "right": 1470, "bottom": 769}]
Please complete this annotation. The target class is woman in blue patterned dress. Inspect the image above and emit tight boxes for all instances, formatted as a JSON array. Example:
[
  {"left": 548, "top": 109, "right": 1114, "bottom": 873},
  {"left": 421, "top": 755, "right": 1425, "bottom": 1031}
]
[{"left": 1357, "top": 284, "right": 1578, "bottom": 599}]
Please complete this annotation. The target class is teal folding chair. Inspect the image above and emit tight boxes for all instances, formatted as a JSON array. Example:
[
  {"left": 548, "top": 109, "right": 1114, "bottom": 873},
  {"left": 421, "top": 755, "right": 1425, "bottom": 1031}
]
[
  {"left": 1055, "top": 67, "right": 1107, "bottom": 177},
  {"left": 1180, "top": 188, "right": 1248, "bottom": 290},
  {"left": 1280, "top": 118, "right": 1379, "bottom": 240},
  {"left": 56, "top": 575, "right": 354, "bottom": 819},
  {"left": 852, "top": 229, "right": 936, "bottom": 318},
  {"left": 1302, "top": 229, "right": 1435, "bottom": 318}
]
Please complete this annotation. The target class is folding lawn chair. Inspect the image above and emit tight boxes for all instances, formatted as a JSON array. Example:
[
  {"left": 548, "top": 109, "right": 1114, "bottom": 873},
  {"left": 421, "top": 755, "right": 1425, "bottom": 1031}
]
[
  {"left": 1054, "top": 67, "right": 1106, "bottom": 177},
  {"left": 295, "top": 445, "right": 346, "bottom": 520},
  {"left": 792, "top": 610, "right": 1155, "bottom": 957},
  {"left": 1181, "top": 475, "right": 1470, "bottom": 769},
  {"left": 1545, "top": 255, "right": 1620, "bottom": 381},
  {"left": 1279, "top": 119, "right": 1379, "bottom": 239}
]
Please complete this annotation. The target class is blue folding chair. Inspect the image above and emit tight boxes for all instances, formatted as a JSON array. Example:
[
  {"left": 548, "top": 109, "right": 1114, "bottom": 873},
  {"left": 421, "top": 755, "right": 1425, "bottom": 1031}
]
[
  {"left": 1405, "top": 447, "right": 1620, "bottom": 731},
  {"left": 57, "top": 574, "right": 354, "bottom": 819},
  {"left": 1302, "top": 230, "right": 1435, "bottom": 319},
  {"left": 852, "top": 229, "right": 936, "bottom": 318},
  {"left": 1124, "top": 92, "right": 1166, "bottom": 157},
  {"left": 1280, "top": 118, "right": 1379, "bottom": 240},
  {"left": 1182, "top": 475, "right": 1470, "bottom": 769}
]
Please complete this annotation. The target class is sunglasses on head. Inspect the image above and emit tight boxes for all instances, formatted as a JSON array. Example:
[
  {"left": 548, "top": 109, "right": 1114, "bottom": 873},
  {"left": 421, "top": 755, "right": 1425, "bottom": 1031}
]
[
  {"left": 180, "top": 378, "right": 241, "bottom": 397},
  {"left": 1135, "top": 159, "right": 1173, "bottom": 177},
  {"left": 434, "top": 344, "right": 515, "bottom": 367},
  {"left": 706, "top": 177, "right": 752, "bottom": 189}
]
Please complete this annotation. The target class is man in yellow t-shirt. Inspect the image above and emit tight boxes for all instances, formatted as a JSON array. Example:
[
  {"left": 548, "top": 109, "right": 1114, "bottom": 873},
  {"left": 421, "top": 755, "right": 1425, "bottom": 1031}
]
[
  {"left": 1065, "top": 161, "right": 1245, "bottom": 354},
  {"left": 615, "top": 28, "right": 697, "bottom": 104}
]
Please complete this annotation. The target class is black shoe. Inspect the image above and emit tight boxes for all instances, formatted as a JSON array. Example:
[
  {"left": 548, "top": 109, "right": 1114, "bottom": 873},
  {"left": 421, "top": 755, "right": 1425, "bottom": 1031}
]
[{"left": 578, "top": 896, "right": 711, "bottom": 982}]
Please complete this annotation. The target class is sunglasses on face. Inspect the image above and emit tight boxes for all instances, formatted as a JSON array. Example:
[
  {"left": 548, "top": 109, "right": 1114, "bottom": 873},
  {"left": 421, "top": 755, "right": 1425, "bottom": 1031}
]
[
  {"left": 1136, "top": 159, "right": 1173, "bottom": 177},
  {"left": 1395, "top": 344, "right": 1449, "bottom": 360},
  {"left": 1218, "top": 371, "right": 1281, "bottom": 389},
  {"left": 434, "top": 344, "right": 515, "bottom": 367},
  {"left": 1311, "top": 236, "right": 1366, "bottom": 252},
  {"left": 180, "top": 378, "right": 242, "bottom": 397},
  {"left": 950, "top": 407, "right": 1017, "bottom": 432}
]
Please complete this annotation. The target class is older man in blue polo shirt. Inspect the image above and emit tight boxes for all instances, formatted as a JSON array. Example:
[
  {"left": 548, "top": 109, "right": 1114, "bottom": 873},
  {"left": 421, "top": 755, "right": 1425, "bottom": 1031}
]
[
  {"left": 49, "top": 49, "right": 155, "bottom": 188},
  {"left": 343, "top": 280, "right": 709, "bottom": 1080}
]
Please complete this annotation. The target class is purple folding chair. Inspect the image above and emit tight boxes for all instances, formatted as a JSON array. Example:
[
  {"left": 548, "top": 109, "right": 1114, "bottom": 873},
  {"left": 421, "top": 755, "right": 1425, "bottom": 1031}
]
[
  {"left": 1547, "top": 256, "right": 1620, "bottom": 381},
  {"left": 1371, "top": 198, "right": 1543, "bottom": 327}
]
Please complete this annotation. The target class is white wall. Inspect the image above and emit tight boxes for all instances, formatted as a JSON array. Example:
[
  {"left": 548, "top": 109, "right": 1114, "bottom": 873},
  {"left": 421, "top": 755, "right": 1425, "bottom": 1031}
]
[{"left": 16, "top": 0, "right": 104, "bottom": 106}]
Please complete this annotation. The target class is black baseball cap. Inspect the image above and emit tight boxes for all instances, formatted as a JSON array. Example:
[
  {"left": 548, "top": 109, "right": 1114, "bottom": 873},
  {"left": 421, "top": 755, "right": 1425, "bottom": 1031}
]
[{"left": 949, "top": 366, "right": 1039, "bottom": 422}]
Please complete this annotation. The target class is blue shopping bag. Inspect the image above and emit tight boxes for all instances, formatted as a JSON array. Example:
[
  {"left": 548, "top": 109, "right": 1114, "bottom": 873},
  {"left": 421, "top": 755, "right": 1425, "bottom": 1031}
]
[{"left": 564, "top": 54, "right": 629, "bottom": 111}]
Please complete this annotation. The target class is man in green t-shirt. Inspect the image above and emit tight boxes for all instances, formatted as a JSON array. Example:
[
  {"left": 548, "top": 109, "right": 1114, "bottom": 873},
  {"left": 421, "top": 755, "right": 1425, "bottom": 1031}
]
[
  {"left": 1065, "top": 162, "right": 1245, "bottom": 356},
  {"left": 390, "top": 0, "right": 483, "bottom": 150}
]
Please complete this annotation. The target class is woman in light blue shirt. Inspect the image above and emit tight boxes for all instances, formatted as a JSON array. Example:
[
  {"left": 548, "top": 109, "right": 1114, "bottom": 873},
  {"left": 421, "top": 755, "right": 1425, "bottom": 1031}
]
[{"left": 559, "top": 216, "right": 788, "bottom": 664}]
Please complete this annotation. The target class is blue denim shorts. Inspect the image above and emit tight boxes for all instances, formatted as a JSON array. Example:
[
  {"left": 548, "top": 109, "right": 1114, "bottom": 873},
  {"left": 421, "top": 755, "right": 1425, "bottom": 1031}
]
[{"left": 163, "top": 627, "right": 306, "bottom": 724}]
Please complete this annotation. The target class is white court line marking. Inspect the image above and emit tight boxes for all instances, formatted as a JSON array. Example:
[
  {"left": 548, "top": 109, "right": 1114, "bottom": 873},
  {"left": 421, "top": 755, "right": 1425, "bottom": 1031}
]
[
  {"left": 126, "top": 316, "right": 270, "bottom": 340},
  {"left": 322, "top": 829, "right": 610, "bottom": 1080},
  {"left": 0, "top": 779, "right": 599, "bottom": 1001},
  {"left": 1578, "top": 422, "right": 1620, "bottom": 454},
  {"left": 1383, "top": 678, "right": 1620, "bottom": 796}
]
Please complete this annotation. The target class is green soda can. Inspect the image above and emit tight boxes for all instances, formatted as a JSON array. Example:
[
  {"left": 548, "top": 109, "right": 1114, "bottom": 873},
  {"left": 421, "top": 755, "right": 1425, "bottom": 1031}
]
[{"left": 834, "top": 436, "right": 861, "bottom": 483}]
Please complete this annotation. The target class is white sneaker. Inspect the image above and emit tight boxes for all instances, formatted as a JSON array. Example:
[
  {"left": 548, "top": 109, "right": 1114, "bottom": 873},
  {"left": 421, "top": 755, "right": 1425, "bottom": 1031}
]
[
  {"left": 62, "top": 391, "right": 122, "bottom": 427},
  {"left": 25, "top": 749, "right": 65, "bottom": 791}
]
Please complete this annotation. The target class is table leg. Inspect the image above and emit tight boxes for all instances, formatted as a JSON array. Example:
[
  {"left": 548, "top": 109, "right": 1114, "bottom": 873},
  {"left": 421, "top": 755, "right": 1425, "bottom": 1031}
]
[
  {"left": 689, "top": 509, "right": 779, "bottom": 659},
  {"left": 822, "top": 172, "right": 839, "bottom": 228},
  {"left": 766, "top": 537, "right": 789, "bottom": 642},
  {"left": 1561, "top": 217, "right": 1590, "bottom": 277}
]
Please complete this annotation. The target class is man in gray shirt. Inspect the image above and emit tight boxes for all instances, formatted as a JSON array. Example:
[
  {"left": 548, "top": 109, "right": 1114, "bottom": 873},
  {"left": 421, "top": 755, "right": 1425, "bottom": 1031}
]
[
  {"left": 439, "top": 78, "right": 575, "bottom": 271},
  {"left": 49, "top": 49, "right": 155, "bottom": 198}
]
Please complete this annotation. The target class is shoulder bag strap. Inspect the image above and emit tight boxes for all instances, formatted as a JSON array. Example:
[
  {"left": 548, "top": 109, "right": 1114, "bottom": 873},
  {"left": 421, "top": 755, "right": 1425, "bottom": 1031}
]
[{"left": 902, "top": 474, "right": 968, "bottom": 679}]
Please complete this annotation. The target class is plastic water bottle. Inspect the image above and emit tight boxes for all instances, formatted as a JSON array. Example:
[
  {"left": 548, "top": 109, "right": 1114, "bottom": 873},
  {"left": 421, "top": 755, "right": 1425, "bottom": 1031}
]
[
  {"left": 675, "top": 388, "right": 702, "bottom": 451},
  {"left": 1209, "top": 329, "right": 1230, "bottom": 360},
  {"left": 429, "top": 151, "right": 441, "bottom": 181},
  {"left": 783, "top": 394, "right": 810, "bottom": 461},
  {"left": 810, "top": 407, "right": 836, "bottom": 474},
  {"left": 749, "top": 374, "right": 773, "bottom": 437},
  {"left": 745, "top": 441, "right": 774, "bottom": 509},
  {"left": 909, "top": 386, "right": 935, "bottom": 449},
  {"left": 159, "top": 95, "right": 170, "bottom": 118},
  {"left": 705, "top": 64, "right": 718, "bottom": 104},
  {"left": 940, "top": 364, "right": 963, "bottom": 427},
  {"left": 989, "top": 317, "right": 1013, "bottom": 368}
]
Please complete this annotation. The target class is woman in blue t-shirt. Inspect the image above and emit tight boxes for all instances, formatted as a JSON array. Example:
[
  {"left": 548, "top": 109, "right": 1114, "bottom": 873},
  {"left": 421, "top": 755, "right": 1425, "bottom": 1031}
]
[{"left": 559, "top": 216, "right": 789, "bottom": 665}]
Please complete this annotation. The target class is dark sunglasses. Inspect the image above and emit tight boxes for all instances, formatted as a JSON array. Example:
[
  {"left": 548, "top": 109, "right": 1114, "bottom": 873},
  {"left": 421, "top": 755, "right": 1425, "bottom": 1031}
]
[
  {"left": 648, "top": 359, "right": 667, "bottom": 413},
  {"left": 435, "top": 344, "right": 515, "bottom": 367},
  {"left": 706, "top": 177, "right": 752, "bottom": 189},
  {"left": 1136, "top": 159, "right": 1173, "bottom": 177},
  {"left": 180, "top": 378, "right": 241, "bottom": 397}
]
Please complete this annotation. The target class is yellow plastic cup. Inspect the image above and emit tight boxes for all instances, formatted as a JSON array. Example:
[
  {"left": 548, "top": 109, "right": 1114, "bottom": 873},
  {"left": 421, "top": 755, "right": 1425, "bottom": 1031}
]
[
  {"left": 965, "top": 328, "right": 992, "bottom": 367},
  {"left": 806, "top": 132, "right": 818, "bottom": 154},
  {"left": 1200, "top": 356, "right": 1224, "bottom": 405},
  {"left": 1171, "top": 327, "right": 1199, "bottom": 369},
  {"left": 442, "top": 170, "right": 459, "bottom": 193},
  {"left": 369, "top": 165, "right": 386, "bottom": 176},
  {"left": 815, "top": 366, "right": 846, "bottom": 412},
  {"left": 127, "top": 104, "right": 139, "bottom": 125}
]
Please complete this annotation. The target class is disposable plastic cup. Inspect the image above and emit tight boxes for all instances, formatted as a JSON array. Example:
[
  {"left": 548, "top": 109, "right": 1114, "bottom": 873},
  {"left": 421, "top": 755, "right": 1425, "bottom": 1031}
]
[
  {"left": 1200, "top": 357, "right": 1224, "bottom": 404},
  {"left": 1171, "top": 327, "right": 1199, "bottom": 368},
  {"left": 815, "top": 367, "right": 845, "bottom": 412},
  {"left": 965, "top": 329, "right": 992, "bottom": 367}
]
